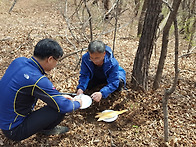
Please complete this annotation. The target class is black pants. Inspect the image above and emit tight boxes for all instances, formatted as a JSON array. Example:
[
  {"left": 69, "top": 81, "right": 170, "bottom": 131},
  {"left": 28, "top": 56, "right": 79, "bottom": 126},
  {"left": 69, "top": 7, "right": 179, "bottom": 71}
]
[
  {"left": 2, "top": 106, "right": 65, "bottom": 141},
  {"left": 87, "top": 78, "right": 124, "bottom": 91}
]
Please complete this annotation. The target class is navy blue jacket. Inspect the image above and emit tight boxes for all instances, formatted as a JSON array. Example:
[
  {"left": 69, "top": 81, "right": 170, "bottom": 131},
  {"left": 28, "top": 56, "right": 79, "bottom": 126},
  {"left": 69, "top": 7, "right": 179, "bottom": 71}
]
[
  {"left": 77, "top": 45, "right": 126, "bottom": 98},
  {"left": 0, "top": 57, "right": 80, "bottom": 130}
]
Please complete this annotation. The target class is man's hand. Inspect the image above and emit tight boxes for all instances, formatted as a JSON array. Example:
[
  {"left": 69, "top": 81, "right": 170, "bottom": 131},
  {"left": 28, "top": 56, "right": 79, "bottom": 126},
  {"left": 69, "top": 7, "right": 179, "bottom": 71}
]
[
  {"left": 63, "top": 94, "right": 82, "bottom": 108},
  {"left": 77, "top": 89, "right": 84, "bottom": 95},
  {"left": 91, "top": 92, "right": 102, "bottom": 102},
  {"left": 75, "top": 98, "right": 82, "bottom": 107}
]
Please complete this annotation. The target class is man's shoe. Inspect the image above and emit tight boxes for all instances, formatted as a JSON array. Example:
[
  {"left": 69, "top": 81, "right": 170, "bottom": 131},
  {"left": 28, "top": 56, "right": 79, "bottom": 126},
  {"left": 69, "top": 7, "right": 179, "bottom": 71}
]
[{"left": 40, "top": 125, "right": 69, "bottom": 135}]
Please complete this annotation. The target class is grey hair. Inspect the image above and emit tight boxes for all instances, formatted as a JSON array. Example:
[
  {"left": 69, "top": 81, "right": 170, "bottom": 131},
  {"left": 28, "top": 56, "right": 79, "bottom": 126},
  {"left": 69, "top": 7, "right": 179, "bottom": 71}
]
[{"left": 88, "top": 40, "right": 105, "bottom": 53}]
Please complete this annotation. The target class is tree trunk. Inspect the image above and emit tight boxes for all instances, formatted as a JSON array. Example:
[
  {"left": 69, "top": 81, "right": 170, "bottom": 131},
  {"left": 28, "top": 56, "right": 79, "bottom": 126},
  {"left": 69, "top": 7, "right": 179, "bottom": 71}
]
[
  {"left": 153, "top": 0, "right": 182, "bottom": 90},
  {"left": 163, "top": 17, "right": 179, "bottom": 142},
  {"left": 137, "top": 0, "right": 148, "bottom": 37},
  {"left": 180, "top": 0, "right": 186, "bottom": 34},
  {"left": 131, "top": 0, "right": 162, "bottom": 91},
  {"left": 134, "top": 0, "right": 140, "bottom": 16},
  {"left": 187, "top": 18, "right": 196, "bottom": 53}
]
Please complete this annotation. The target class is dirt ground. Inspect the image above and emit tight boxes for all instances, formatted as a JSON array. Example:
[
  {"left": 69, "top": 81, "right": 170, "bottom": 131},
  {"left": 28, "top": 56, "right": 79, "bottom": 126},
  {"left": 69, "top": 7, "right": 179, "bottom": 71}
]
[{"left": 0, "top": 0, "right": 195, "bottom": 146}]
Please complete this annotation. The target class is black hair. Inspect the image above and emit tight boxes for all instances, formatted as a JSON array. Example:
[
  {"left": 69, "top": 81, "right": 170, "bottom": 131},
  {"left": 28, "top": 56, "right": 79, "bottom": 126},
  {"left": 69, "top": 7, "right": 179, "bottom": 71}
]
[
  {"left": 33, "top": 38, "right": 63, "bottom": 60},
  {"left": 88, "top": 40, "right": 105, "bottom": 54}
]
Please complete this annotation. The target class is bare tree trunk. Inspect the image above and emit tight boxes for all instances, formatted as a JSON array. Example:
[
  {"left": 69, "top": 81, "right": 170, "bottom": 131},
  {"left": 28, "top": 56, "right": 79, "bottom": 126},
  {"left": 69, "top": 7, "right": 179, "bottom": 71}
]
[
  {"left": 180, "top": 0, "right": 186, "bottom": 34},
  {"left": 84, "top": 0, "right": 93, "bottom": 41},
  {"left": 153, "top": 0, "right": 182, "bottom": 90},
  {"left": 137, "top": 0, "right": 148, "bottom": 37},
  {"left": 187, "top": 14, "right": 196, "bottom": 53},
  {"left": 112, "top": 0, "right": 120, "bottom": 53},
  {"left": 134, "top": 0, "right": 141, "bottom": 17},
  {"left": 131, "top": 0, "right": 162, "bottom": 91},
  {"left": 163, "top": 17, "right": 179, "bottom": 142}
]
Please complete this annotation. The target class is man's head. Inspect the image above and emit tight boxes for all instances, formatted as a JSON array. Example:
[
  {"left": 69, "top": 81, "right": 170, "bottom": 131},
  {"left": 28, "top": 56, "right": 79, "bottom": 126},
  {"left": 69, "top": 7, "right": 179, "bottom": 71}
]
[
  {"left": 34, "top": 38, "right": 63, "bottom": 60},
  {"left": 88, "top": 40, "right": 106, "bottom": 66},
  {"left": 88, "top": 40, "right": 105, "bottom": 54},
  {"left": 33, "top": 38, "right": 64, "bottom": 72}
]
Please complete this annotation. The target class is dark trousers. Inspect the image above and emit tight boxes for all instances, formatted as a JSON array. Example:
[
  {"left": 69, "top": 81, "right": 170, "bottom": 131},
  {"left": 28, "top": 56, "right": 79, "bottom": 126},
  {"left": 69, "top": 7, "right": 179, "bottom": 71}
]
[
  {"left": 87, "top": 77, "right": 107, "bottom": 90},
  {"left": 2, "top": 106, "right": 65, "bottom": 141},
  {"left": 87, "top": 77, "right": 123, "bottom": 91}
]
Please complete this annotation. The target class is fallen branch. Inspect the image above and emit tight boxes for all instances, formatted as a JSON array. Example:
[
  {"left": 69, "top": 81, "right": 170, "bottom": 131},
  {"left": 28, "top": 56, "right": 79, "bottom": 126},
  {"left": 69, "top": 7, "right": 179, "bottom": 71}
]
[
  {"left": 0, "top": 37, "right": 12, "bottom": 41},
  {"left": 179, "top": 51, "right": 196, "bottom": 58},
  {"left": 9, "top": 0, "right": 17, "bottom": 13}
]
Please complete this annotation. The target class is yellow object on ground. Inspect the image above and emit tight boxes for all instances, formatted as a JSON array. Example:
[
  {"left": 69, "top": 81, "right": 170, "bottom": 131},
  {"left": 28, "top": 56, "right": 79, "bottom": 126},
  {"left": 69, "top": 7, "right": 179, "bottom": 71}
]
[{"left": 95, "top": 109, "right": 128, "bottom": 121}]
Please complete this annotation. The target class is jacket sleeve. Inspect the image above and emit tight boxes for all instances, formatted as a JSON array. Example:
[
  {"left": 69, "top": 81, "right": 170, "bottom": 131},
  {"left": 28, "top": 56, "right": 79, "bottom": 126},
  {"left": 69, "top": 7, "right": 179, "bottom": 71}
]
[
  {"left": 100, "top": 60, "right": 120, "bottom": 98},
  {"left": 77, "top": 55, "right": 91, "bottom": 91},
  {"left": 34, "top": 76, "right": 80, "bottom": 113}
]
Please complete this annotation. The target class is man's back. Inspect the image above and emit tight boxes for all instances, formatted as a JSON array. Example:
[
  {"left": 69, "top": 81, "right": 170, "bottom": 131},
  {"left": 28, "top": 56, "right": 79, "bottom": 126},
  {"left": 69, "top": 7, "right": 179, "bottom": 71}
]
[{"left": 0, "top": 57, "right": 42, "bottom": 130}]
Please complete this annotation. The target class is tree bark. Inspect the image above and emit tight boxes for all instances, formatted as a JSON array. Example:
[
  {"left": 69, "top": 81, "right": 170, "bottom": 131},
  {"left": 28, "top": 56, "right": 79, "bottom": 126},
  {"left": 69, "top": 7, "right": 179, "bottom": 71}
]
[
  {"left": 131, "top": 0, "right": 162, "bottom": 91},
  {"left": 153, "top": 0, "right": 182, "bottom": 90},
  {"left": 137, "top": 0, "right": 148, "bottom": 37}
]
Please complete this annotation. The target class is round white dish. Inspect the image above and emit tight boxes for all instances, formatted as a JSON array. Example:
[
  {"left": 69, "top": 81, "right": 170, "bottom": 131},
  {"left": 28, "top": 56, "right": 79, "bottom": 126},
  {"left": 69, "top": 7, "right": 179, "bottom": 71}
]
[
  {"left": 101, "top": 110, "right": 118, "bottom": 122},
  {"left": 75, "top": 94, "right": 92, "bottom": 109}
]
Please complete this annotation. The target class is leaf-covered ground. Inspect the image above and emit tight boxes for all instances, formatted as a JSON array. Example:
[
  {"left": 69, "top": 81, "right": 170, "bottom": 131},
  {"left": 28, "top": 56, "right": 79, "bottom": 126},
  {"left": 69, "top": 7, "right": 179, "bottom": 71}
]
[{"left": 0, "top": 0, "right": 195, "bottom": 146}]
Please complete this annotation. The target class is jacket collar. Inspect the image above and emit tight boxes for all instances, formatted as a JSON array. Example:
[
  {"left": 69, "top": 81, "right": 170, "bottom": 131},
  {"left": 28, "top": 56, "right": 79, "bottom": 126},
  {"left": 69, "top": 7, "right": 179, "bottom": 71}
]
[{"left": 30, "top": 56, "right": 46, "bottom": 75}]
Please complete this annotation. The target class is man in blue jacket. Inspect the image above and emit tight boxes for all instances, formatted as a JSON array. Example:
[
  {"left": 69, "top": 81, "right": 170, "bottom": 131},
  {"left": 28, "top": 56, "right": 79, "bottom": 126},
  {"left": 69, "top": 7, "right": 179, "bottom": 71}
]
[
  {"left": 0, "top": 38, "right": 82, "bottom": 141},
  {"left": 77, "top": 40, "right": 126, "bottom": 102}
]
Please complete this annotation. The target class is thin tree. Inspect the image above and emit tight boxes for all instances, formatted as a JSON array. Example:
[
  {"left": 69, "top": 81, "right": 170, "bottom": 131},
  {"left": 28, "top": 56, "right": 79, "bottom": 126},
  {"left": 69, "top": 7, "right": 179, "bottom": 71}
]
[
  {"left": 153, "top": 0, "right": 182, "bottom": 90},
  {"left": 112, "top": 0, "right": 120, "bottom": 53},
  {"left": 163, "top": 17, "right": 179, "bottom": 142},
  {"left": 84, "top": 0, "right": 93, "bottom": 41},
  {"left": 131, "top": 0, "right": 162, "bottom": 91}
]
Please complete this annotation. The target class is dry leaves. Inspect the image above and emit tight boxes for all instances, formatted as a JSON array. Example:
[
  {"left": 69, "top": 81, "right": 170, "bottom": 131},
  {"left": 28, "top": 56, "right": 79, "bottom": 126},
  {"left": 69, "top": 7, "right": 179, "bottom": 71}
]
[{"left": 0, "top": 0, "right": 195, "bottom": 146}]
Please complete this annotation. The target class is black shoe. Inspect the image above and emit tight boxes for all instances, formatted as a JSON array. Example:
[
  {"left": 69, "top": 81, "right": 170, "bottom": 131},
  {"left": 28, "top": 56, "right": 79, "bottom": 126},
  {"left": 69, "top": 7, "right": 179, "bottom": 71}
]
[{"left": 40, "top": 125, "right": 69, "bottom": 135}]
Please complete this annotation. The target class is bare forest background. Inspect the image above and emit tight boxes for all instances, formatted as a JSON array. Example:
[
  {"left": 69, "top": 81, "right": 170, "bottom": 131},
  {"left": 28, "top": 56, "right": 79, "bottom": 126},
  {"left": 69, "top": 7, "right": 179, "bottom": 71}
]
[{"left": 0, "top": 0, "right": 195, "bottom": 146}]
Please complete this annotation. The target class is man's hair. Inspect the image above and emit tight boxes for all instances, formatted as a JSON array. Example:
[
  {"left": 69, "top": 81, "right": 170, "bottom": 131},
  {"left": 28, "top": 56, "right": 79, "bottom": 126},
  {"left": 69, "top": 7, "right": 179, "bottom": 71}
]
[
  {"left": 34, "top": 38, "right": 63, "bottom": 60},
  {"left": 88, "top": 40, "right": 105, "bottom": 53}
]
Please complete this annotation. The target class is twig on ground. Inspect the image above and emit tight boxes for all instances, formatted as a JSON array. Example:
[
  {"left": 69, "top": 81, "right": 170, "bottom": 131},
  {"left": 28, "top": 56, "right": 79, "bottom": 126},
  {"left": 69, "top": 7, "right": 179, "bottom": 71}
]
[
  {"left": 9, "top": 0, "right": 17, "bottom": 13},
  {"left": 179, "top": 51, "right": 196, "bottom": 58}
]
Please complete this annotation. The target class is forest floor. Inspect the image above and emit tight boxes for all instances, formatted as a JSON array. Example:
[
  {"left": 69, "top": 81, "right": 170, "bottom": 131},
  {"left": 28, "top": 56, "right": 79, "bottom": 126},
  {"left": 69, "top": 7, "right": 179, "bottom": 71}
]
[{"left": 0, "top": 0, "right": 195, "bottom": 146}]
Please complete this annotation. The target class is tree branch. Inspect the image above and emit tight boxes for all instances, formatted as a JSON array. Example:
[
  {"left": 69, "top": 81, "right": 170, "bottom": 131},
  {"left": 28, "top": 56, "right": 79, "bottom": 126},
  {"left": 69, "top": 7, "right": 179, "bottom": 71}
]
[{"left": 59, "top": 48, "right": 87, "bottom": 62}]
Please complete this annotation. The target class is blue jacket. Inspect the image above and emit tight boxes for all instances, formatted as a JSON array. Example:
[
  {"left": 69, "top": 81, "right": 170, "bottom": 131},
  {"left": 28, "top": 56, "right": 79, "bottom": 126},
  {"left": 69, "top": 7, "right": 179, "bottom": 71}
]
[
  {"left": 0, "top": 57, "right": 80, "bottom": 130},
  {"left": 77, "top": 45, "right": 126, "bottom": 98}
]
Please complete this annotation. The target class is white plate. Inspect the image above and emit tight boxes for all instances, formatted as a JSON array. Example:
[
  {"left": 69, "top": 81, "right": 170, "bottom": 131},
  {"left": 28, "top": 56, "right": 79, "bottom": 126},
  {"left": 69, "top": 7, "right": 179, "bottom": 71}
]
[
  {"left": 75, "top": 94, "right": 92, "bottom": 109},
  {"left": 101, "top": 110, "right": 118, "bottom": 122}
]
